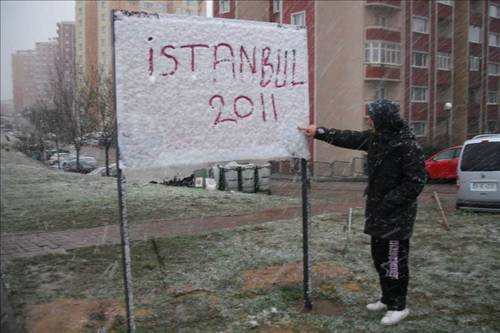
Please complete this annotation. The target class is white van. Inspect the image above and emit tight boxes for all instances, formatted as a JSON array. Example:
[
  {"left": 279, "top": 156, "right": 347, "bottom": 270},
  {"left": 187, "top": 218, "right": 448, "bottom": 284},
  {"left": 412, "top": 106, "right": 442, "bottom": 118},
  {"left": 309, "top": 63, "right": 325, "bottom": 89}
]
[{"left": 456, "top": 134, "right": 500, "bottom": 212}]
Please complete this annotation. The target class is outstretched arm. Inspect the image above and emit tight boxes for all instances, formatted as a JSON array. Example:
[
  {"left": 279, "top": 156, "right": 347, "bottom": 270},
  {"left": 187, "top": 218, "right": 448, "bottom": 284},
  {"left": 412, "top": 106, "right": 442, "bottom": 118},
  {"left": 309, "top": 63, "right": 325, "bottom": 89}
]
[{"left": 298, "top": 125, "right": 372, "bottom": 152}]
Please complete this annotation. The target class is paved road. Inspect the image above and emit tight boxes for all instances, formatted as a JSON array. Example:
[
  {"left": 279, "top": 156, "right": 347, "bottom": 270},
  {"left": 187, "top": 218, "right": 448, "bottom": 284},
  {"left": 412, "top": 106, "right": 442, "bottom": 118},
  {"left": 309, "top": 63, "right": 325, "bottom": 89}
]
[{"left": 0, "top": 180, "right": 456, "bottom": 261}]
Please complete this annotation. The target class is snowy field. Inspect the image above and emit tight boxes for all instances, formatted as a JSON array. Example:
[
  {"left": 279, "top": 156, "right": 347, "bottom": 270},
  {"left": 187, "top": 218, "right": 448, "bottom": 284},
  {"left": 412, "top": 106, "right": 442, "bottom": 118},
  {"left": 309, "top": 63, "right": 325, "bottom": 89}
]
[
  {"left": 1, "top": 148, "right": 499, "bottom": 332},
  {"left": 3, "top": 209, "right": 499, "bottom": 332},
  {"left": 0, "top": 148, "right": 297, "bottom": 234}
]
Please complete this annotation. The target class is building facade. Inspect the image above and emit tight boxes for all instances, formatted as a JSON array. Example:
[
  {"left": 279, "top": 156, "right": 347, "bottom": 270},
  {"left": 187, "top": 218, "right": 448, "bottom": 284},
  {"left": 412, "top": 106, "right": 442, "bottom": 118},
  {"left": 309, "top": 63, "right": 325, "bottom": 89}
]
[
  {"left": 12, "top": 50, "right": 37, "bottom": 113},
  {"left": 33, "top": 41, "right": 59, "bottom": 104},
  {"left": 56, "top": 21, "right": 76, "bottom": 88},
  {"left": 75, "top": 0, "right": 206, "bottom": 80},
  {"left": 214, "top": 0, "right": 500, "bottom": 165}
]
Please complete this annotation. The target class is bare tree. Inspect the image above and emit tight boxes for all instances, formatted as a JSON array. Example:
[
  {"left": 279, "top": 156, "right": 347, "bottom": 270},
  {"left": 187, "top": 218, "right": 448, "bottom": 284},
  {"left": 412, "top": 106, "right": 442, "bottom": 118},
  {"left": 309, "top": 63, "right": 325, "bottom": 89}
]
[
  {"left": 24, "top": 105, "right": 48, "bottom": 161},
  {"left": 96, "top": 68, "right": 116, "bottom": 176},
  {"left": 28, "top": 99, "right": 69, "bottom": 168},
  {"left": 51, "top": 64, "right": 98, "bottom": 171},
  {"left": 68, "top": 73, "right": 98, "bottom": 170}
]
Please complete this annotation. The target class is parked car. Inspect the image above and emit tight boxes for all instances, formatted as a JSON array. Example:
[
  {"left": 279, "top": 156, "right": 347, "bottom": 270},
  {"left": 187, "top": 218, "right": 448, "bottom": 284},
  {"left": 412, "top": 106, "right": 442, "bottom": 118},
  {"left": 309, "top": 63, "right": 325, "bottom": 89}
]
[
  {"left": 88, "top": 163, "right": 117, "bottom": 177},
  {"left": 62, "top": 157, "right": 97, "bottom": 173},
  {"left": 46, "top": 148, "right": 70, "bottom": 160},
  {"left": 49, "top": 152, "right": 75, "bottom": 165},
  {"left": 425, "top": 146, "right": 462, "bottom": 181},
  {"left": 456, "top": 134, "right": 500, "bottom": 212}
]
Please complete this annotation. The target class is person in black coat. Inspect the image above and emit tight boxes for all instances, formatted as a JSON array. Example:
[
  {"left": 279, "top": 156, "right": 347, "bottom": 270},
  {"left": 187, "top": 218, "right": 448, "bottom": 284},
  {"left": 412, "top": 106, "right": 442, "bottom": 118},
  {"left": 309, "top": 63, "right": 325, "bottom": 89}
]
[{"left": 299, "top": 99, "right": 427, "bottom": 325}]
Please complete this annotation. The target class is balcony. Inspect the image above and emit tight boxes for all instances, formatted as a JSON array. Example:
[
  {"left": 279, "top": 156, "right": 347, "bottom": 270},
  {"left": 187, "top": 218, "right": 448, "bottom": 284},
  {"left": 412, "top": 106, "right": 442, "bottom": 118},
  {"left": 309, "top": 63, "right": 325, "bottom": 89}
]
[
  {"left": 365, "top": 65, "right": 401, "bottom": 81},
  {"left": 437, "top": 71, "right": 451, "bottom": 86},
  {"left": 438, "top": 37, "right": 452, "bottom": 52},
  {"left": 488, "top": 76, "right": 499, "bottom": 90},
  {"left": 365, "top": 0, "right": 401, "bottom": 9},
  {"left": 437, "top": 3, "right": 453, "bottom": 20},
  {"left": 410, "top": 104, "right": 428, "bottom": 121},
  {"left": 366, "top": 27, "right": 401, "bottom": 43}
]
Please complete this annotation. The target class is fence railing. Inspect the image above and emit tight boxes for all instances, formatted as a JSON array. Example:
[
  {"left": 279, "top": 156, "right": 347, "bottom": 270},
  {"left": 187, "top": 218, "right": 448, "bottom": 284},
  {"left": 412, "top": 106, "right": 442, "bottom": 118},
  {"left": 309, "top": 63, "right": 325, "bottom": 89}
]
[{"left": 272, "top": 157, "right": 368, "bottom": 179}]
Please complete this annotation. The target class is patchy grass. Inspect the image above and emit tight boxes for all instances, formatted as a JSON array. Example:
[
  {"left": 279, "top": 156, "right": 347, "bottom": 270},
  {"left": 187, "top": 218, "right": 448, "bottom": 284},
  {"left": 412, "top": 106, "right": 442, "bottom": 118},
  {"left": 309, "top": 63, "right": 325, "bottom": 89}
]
[
  {"left": 0, "top": 149, "right": 297, "bottom": 234},
  {"left": 3, "top": 208, "right": 500, "bottom": 332}
]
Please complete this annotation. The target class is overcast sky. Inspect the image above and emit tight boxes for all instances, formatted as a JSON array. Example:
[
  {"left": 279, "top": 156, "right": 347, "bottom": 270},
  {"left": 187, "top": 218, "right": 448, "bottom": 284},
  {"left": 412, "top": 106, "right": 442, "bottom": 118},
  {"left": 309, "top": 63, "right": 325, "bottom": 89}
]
[{"left": 1, "top": 0, "right": 74, "bottom": 101}]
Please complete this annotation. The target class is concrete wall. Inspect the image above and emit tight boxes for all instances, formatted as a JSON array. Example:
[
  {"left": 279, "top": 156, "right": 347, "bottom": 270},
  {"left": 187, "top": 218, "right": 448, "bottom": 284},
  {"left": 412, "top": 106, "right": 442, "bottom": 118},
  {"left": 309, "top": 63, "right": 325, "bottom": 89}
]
[
  {"left": 314, "top": 1, "right": 366, "bottom": 163},
  {"left": 236, "top": 0, "right": 269, "bottom": 22}
]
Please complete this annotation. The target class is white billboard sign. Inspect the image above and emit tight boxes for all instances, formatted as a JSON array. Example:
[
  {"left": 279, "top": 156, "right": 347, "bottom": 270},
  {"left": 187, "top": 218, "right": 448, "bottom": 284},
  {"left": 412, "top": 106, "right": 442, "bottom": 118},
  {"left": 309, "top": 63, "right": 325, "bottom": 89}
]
[{"left": 113, "top": 11, "right": 310, "bottom": 169}]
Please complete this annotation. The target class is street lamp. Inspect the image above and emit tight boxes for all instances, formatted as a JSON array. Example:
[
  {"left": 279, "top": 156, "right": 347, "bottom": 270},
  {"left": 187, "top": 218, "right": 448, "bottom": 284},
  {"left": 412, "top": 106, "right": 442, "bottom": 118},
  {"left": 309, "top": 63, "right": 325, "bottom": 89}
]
[{"left": 444, "top": 102, "right": 452, "bottom": 146}]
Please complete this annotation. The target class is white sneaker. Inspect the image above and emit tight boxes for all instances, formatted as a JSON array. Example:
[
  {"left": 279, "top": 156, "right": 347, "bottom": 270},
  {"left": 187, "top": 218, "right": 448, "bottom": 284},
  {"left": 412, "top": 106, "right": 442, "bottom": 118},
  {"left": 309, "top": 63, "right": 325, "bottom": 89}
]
[
  {"left": 366, "top": 300, "right": 387, "bottom": 311},
  {"left": 381, "top": 308, "right": 410, "bottom": 325}
]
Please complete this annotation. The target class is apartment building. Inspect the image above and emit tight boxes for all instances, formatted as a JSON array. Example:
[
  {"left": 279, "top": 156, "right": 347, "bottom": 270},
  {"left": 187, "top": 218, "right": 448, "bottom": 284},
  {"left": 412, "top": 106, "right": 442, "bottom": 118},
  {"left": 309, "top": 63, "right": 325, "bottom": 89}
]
[
  {"left": 12, "top": 40, "right": 58, "bottom": 113},
  {"left": 12, "top": 50, "right": 37, "bottom": 114},
  {"left": 214, "top": 0, "right": 500, "bottom": 165},
  {"left": 56, "top": 22, "right": 76, "bottom": 87},
  {"left": 33, "top": 41, "right": 59, "bottom": 105},
  {"left": 75, "top": 0, "right": 206, "bottom": 80}
]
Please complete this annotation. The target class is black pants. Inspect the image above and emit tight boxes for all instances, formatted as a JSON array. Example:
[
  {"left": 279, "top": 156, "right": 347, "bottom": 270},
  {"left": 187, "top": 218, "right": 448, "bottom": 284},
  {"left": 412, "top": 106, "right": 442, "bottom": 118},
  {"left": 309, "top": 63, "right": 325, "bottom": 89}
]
[{"left": 371, "top": 237, "right": 410, "bottom": 311}]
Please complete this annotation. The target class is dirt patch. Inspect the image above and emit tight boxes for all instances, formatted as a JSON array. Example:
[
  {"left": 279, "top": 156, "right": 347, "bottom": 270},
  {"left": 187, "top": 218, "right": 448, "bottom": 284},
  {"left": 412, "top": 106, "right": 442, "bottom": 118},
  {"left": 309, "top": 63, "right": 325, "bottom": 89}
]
[
  {"left": 24, "top": 298, "right": 150, "bottom": 333},
  {"left": 243, "top": 262, "right": 350, "bottom": 289},
  {"left": 293, "top": 299, "right": 344, "bottom": 316},
  {"left": 343, "top": 281, "right": 363, "bottom": 292},
  {"left": 258, "top": 321, "right": 324, "bottom": 333}
]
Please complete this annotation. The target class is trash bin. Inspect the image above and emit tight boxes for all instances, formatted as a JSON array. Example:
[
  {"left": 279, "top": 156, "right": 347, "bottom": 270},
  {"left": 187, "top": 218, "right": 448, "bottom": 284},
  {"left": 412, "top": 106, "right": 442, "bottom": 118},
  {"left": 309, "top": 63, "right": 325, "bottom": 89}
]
[
  {"left": 240, "top": 164, "right": 256, "bottom": 193},
  {"left": 255, "top": 163, "right": 271, "bottom": 193},
  {"left": 219, "top": 162, "right": 256, "bottom": 192},
  {"left": 222, "top": 164, "right": 239, "bottom": 191}
]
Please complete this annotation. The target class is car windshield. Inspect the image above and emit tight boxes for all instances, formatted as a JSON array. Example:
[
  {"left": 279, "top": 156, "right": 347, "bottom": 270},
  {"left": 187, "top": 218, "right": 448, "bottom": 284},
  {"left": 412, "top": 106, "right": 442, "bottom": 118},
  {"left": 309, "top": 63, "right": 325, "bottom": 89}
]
[{"left": 461, "top": 142, "right": 500, "bottom": 171}]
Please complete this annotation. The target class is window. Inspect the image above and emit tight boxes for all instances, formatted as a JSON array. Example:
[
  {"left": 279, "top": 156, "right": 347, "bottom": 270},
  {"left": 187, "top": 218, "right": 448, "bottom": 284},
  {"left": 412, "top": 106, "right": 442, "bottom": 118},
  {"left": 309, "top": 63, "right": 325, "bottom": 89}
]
[
  {"left": 437, "top": 0, "right": 453, "bottom": 5},
  {"left": 489, "top": 33, "right": 500, "bottom": 47},
  {"left": 291, "top": 11, "right": 305, "bottom": 27},
  {"left": 470, "top": 56, "right": 480, "bottom": 71},
  {"left": 488, "top": 91, "right": 498, "bottom": 104},
  {"left": 219, "top": 0, "right": 230, "bottom": 14},
  {"left": 412, "top": 52, "right": 428, "bottom": 68},
  {"left": 144, "top": 2, "right": 154, "bottom": 10},
  {"left": 437, "top": 52, "right": 452, "bottom": 70},
  {"left": 488, "top": 63, "right": 500, "bottom": 76},
  {"left": 461, "top": 142, "right": 500, "bottom": 171},
  {"left": 411, "top": 87, "right": 428, "bottom": 102},
  {"left": 410, "top": 122, "right": 427, "bottom": 137},
  {"left": 273, "top": 0, "right": 281, "bottom": 14},
  {"left": 412, "top": 16, "right": 428, "bottom": 33},
  {"left": 375, "top": 14, "right": 389, "bottom": 27},
  {"left": 490, "top": 4, "right": 500, "bottom": 18},
  {"left": 469, "top": 26, "right": 481, "bottom": 43},
  {"left": 434, "top": 149, "right": 455, "bottom": 160},
  {"left": 365, "top": 41, "right": 401, "bottom": 65}
]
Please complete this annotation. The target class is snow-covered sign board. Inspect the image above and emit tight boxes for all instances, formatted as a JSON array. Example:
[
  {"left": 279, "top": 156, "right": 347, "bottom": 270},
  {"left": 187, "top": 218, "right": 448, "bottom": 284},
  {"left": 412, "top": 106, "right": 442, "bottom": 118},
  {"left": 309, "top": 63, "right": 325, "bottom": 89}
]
[{"left": 113, "top": 11, "right": 310, "bottom": 169}]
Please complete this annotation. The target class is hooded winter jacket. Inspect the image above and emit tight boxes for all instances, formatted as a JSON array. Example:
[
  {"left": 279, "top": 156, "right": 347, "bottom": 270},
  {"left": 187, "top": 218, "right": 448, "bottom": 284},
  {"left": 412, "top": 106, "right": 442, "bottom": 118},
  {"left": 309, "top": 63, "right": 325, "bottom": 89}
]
[{"left": 314, "top": 100, "right": 427, "bottom": 239}]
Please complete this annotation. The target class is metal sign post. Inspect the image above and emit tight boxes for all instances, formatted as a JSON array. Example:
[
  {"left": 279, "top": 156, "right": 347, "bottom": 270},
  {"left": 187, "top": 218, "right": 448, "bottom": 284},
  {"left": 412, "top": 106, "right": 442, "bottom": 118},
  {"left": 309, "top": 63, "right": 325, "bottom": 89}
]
[
  {"left": 112, "top": 10, "right": 136, "bottom": 333},
  {"left": 116, "top": 159, "right": 136, "bottom": 333},
  {"left": 301, "top": 158, "right": 313, "bottom": 310}
]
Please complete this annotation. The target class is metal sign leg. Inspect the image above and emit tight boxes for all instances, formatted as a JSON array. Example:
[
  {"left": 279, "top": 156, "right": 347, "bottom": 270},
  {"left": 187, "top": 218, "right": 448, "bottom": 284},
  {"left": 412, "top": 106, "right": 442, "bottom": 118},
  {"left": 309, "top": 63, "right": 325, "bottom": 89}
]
[
  {"left": 116, "top": 165, "right": 136, "bottom": 332},
  {"left": 301, "top": 158, "right": 312, "bottom": 310}
]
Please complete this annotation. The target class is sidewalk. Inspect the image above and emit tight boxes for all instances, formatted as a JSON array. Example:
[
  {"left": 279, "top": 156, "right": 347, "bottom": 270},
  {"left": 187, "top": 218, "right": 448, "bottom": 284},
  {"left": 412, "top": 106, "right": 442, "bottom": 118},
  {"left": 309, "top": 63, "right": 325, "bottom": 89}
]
[{"left": 1, "top": 204, "right": 350, "bottom": 261}]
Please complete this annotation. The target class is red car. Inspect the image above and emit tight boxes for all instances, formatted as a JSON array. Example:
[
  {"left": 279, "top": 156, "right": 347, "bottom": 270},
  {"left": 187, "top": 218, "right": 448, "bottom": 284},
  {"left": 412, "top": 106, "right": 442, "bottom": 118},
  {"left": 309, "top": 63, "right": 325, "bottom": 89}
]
[{"left": 425, "top": 146, "right": 462, "bottom": 181}]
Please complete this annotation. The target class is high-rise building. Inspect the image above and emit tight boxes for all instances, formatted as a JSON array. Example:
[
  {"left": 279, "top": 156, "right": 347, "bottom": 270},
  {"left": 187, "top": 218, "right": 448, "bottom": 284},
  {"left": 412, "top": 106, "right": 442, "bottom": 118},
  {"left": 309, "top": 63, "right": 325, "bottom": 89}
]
[
  {"left": 33, "top": 41, "right": 58, "bottom": 104},
  {"left": 56, "top": 21, "right": 76, "bottom": 88},
  {"left": 75, "top": 0, "right": 206, "bottom": 80},
  {"left": 12, "top": 50, "right": 37, "bottom": 114},
  {"left": 214, "top": 0, "right": 500, "bottom": 166}
]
